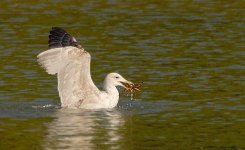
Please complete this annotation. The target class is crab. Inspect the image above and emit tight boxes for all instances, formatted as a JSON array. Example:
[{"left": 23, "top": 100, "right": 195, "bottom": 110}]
[{"left": 123, "top": 82, "right": 142, "bottom": 95}]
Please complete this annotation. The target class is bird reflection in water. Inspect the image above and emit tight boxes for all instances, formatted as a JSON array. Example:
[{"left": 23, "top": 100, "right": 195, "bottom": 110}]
[{"left": 43, "top": 109, "right": 124, "bottom": 149}]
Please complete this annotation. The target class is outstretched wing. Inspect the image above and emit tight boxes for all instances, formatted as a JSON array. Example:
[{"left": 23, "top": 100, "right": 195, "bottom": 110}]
[
  {"left": 37, "top": 46, "right": 100, "bottom": 107},
  {"left": 48, "top": 27, "right": 81, "bottom": 49}
]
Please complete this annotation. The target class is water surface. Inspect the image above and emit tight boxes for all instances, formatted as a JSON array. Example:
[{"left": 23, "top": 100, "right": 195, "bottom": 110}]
[{"left": 0, "top": 0, "right": 244, "bottom": 149}]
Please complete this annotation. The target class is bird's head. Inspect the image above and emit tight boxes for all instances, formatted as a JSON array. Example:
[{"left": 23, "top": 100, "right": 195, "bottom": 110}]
[{"left": 105, "top": 73, "right": 133, "bottom": 88}]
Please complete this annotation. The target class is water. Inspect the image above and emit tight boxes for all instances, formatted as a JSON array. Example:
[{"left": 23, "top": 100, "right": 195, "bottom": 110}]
[{"left": 0, "top": 0, "right": 244, "bottom": 149}]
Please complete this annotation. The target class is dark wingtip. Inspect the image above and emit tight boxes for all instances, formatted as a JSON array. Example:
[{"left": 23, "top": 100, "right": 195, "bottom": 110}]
[{"left": 48, "top": 27, "right": 81, "bottom": 49}]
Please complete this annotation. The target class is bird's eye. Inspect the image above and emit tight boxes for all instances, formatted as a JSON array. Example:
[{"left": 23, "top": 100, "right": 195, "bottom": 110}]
[{"left": 115, "top": 76, "right": 119, "bottom": 79}]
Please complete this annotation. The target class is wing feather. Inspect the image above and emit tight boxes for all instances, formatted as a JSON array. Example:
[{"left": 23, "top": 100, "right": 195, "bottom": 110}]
[{"left": 37, "top": 46, "right": 100, "bottom": 107}]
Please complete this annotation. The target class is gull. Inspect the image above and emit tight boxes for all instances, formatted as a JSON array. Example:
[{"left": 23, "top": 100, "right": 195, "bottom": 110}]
[{"left": 37, "top": 27, "right": 133, "bottom": 109}]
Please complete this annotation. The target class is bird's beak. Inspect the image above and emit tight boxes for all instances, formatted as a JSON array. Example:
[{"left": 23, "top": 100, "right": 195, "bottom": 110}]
[{"left": 120, "top": 80, "right": 133, "bottom": 88}]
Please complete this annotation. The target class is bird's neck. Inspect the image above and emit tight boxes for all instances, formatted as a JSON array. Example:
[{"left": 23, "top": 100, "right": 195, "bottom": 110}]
[
  {"left": 103, "top": 81, "right": 119, "bottom": 96},
  {"left": 103, "top": 80, "right": 119, "bottom": 107}
]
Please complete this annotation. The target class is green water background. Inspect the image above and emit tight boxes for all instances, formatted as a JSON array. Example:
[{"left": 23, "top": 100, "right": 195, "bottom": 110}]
[{"left": 0, "top": 0, "right": 244, "bottom": 149}]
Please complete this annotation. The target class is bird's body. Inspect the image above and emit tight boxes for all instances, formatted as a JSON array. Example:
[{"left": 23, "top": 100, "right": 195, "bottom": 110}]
[{"left": 37, "top": 28, "right": 132, "bottom": 109}]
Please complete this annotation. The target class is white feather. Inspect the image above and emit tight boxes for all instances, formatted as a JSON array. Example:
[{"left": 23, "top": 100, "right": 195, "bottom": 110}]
[{"left": 37, "top": 46, "right": 130, "bottom": 109}]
